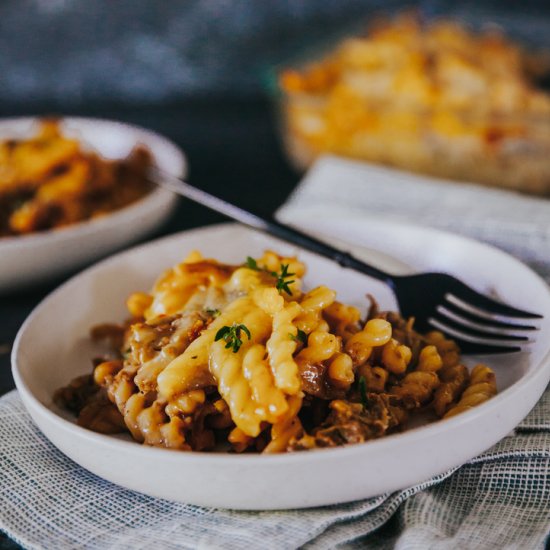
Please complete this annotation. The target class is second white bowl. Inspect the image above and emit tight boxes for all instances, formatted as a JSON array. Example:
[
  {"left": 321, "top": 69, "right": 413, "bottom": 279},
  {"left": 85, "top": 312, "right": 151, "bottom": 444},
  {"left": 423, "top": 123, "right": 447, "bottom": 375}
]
[{"left": 0, "top": 117, "right": 186, "bottom": 292}]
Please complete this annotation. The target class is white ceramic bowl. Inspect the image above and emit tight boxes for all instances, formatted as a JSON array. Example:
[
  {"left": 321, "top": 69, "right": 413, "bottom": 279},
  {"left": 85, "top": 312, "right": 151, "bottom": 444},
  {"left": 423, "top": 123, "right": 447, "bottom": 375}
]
[
  {"left": 0, "top": 117, "right": 185, "bottom": 292},
  {"left": 12, "top": 221, "right": 550, "bottom": 510}
]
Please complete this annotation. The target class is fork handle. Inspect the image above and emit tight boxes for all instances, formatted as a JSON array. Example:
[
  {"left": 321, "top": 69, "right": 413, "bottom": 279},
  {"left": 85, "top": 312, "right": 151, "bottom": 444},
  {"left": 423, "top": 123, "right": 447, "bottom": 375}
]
[
  {"left": 261, "top": 217, "right": 394, "bottom": 285},
  {"left": 151, "top": 168, "right": 395, "bottom": 286}
]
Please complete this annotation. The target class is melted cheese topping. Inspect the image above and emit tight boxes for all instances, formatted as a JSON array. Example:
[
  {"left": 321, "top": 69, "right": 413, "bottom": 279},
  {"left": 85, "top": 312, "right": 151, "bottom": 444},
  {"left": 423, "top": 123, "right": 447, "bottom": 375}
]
[{"left": 134, "top": 251, "right": 310, "bottom": 436}]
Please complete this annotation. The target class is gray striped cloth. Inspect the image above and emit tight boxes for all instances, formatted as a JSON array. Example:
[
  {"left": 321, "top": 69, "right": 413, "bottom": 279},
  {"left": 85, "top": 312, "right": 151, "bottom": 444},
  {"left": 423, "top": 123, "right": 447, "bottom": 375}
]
[{"left": 2, "top": 156, "right": 550, "bottom": 549}]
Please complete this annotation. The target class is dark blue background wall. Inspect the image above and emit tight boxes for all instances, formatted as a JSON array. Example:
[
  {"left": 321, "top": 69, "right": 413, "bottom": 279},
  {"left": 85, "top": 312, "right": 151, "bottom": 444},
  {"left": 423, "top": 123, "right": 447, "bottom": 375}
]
[{"left": 1, "top": 0, "right": 549, "bottom": 107}]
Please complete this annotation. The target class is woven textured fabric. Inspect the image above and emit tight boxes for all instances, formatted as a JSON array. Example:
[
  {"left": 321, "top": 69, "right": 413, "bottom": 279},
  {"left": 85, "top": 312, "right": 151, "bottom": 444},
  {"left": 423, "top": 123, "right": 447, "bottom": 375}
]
[
  {"left": 1, "top": 390, "right": 549, "bottom": 549},
  {"left": 277, "top": 155, "right": 550, "bottom": 284},
  {"left": 3, "top": 155, "right": 550, "bottom": 549}
]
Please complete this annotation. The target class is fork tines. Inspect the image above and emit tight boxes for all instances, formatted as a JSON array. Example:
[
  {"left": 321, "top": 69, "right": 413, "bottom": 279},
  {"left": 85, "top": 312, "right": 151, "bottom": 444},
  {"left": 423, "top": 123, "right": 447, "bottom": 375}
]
[{"left": 429, "top": 291, "right": 541, "bottom": 354}]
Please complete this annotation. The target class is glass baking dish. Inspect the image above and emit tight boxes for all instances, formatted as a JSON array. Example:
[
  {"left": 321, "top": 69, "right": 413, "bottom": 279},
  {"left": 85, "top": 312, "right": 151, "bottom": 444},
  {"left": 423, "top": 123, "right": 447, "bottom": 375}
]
[{"left": 271, "top": 12, "right": 550, "bottom": 195}]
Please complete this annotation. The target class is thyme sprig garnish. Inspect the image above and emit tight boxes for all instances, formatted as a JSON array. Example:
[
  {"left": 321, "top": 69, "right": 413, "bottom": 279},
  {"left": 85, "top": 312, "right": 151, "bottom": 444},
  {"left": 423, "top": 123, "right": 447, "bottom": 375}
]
[
  {"left": 215, "top": 323, "right": 251, "bottom": 353},
  {"left": 289, "top": 328, "right": 308, "bottom": 345},
  {"left": 275, "top": 263, "right": 295, "bottom": 296},
  {"left": 244, "top": 257, "right": 296, "bottom": 296}
]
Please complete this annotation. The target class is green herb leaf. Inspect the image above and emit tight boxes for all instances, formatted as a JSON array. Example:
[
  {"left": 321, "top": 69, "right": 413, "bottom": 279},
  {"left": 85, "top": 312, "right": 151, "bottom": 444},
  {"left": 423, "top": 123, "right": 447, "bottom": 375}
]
[
  {"left": 245, "top": 256, "right": 260, "bottom": 271},
  {"left": 214, "top": 323, "right": 251, "bottom": 353},
  {"left": 289, "top": 328, "right": 307, "bottom": 345},
  {"left": 239, "top": 324, "right": 251, "bottom": 340},
  {"left": 215, "top": 326, "right": 231, "bottom": 341},
  {"left": 358, "top": 376, "right": 368, "bottom": 410},
  {"left": 245, "top": 258, "right": 297, "bottom": 296},
  {"left": 275, "top": 263, "right": 296, "bottom": 296}
]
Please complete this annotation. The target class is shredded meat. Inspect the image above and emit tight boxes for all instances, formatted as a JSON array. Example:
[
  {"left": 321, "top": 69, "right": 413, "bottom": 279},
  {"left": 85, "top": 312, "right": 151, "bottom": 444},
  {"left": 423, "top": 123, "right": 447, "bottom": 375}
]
[
  {"left": 54, "top": 374, "right": 127, "bottom": 434},
  {"left": 298, "top": 361, "right": 346, "bottom": 400},
  {"left": 90, "top": 323, "right": 127, "bottom": 350},
  {"left": 289, "top": 393, "right": 398, "bottom": 450},
  {"left": 54, "top": 374, "right": 98, "bottom": 414}
]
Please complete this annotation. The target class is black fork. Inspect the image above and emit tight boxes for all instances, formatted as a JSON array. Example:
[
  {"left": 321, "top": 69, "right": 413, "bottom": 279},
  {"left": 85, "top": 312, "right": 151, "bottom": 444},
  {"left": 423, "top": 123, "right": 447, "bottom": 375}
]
[{"left": 150, "top": 168, "right": 542, "bottom": 354}]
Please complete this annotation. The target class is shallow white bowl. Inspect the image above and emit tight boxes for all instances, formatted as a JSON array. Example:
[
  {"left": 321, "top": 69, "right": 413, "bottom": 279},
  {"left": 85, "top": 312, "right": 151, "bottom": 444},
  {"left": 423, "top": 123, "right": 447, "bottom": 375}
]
[
  {"left": 12, "top": 222, "right": 550, "bottom": 510},
  {"left": 0, "top": 117, "right": 186, "bottom": 292}
]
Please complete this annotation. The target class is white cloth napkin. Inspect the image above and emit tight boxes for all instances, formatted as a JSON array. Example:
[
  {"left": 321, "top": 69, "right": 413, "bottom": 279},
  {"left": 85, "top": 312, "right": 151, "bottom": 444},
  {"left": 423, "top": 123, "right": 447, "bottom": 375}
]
[
  {"left": 2, "top": 155, "right": 550, "bottom": 549},
  {"left": 276, "top": 155, "right": 550, "bottom": 282}
]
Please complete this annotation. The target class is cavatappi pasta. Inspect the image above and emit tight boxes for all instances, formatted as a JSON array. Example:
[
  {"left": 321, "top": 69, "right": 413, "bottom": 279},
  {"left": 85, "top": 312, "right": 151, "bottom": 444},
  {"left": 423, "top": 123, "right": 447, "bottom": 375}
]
[{"left": 55, "top": 251, "right": 498, "bottom": 453}]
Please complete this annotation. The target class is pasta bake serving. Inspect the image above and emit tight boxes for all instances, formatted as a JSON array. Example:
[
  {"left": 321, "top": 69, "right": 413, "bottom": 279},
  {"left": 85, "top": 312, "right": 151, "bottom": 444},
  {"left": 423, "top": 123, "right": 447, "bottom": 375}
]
[
  {"left": 278, "top": 14, "right": 550, "bottom": 194},
  {"left": 56, "top": 250, "right": 497, "bottom": 453},
  {"left": 0, "top": 119, "right": 153, "bottom": 237}
]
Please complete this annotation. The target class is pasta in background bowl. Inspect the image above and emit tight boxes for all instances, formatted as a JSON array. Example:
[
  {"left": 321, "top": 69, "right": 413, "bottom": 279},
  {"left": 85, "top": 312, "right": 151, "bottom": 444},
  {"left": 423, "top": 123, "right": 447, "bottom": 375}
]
[
  {"left": 12, "top": 223, "right": 550, "bottom": 509},
  {"left": 0, "top": 119, "right": 154, "bottom": 237}
]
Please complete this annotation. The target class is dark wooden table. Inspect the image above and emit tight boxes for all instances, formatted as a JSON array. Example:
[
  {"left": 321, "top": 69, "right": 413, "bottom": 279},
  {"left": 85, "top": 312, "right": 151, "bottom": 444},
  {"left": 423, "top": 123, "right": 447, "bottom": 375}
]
[{"left": 0, "top": 97, "right": 300, "bottom": 548}]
